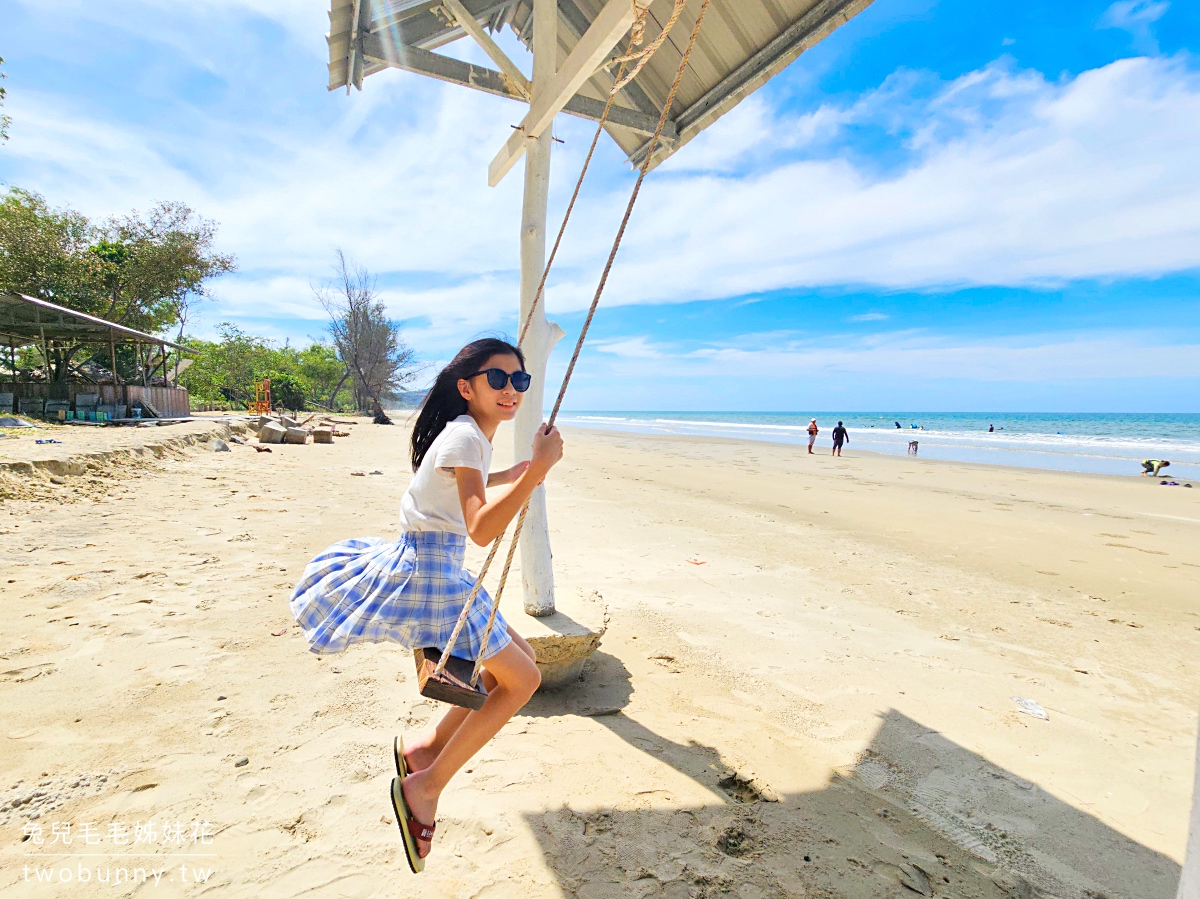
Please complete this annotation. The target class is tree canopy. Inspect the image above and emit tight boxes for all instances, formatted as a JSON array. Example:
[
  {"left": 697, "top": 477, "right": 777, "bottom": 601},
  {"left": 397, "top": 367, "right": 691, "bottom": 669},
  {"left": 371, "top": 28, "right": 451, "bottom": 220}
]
[
  {"left": 178, "top": 324, "right": 355, "bottom": 412},
  {"left": 1, "top": 57, "right": 10, "bottom": 142},
  {"left": 0, "top": 191, "right": 421, "bottom": 413},
  {"left": 0, "top": 188, "right": 235, "bottom": 382}
]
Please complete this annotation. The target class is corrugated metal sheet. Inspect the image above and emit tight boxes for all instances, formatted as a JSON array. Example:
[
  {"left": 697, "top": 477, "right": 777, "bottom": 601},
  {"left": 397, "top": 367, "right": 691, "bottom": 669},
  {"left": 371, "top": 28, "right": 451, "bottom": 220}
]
[{"left": 327, "top": 0, "right": 874, "bottom": 170}]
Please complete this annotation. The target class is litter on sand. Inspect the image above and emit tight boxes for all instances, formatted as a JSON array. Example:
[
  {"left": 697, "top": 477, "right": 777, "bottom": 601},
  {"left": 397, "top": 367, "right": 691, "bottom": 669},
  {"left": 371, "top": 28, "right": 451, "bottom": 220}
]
[
  {"left": 35, "top": 438, "right": 63, "bottom": 444},
  {"left": 1012, "top": 697, "right": 1049, "bottom": 720}
]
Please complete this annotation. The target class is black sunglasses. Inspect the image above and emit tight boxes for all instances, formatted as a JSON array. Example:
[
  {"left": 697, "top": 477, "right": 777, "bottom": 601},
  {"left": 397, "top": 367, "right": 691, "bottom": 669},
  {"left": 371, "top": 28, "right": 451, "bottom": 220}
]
[{"left": 470, "top": 368, "right": 532, "bottom": 392}]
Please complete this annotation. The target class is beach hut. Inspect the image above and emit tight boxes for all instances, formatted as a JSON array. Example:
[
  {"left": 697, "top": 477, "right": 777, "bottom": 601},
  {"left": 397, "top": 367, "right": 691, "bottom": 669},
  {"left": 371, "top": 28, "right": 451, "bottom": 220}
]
[
  {"left": 0, "top": 292, "right": 192, "bottom": 419},
  {"left": 324, "top": 0, "right": 874, "bottom": 616}
]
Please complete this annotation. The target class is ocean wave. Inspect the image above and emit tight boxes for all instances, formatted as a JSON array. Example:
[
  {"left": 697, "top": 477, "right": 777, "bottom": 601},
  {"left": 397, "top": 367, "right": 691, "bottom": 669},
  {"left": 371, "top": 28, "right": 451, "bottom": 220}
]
[
  {"left": 556, "top": 413, "right": 1200, "bottom": 475},
  {"left": 559, "top": 415, "right": 1200, "bottom": 455}
]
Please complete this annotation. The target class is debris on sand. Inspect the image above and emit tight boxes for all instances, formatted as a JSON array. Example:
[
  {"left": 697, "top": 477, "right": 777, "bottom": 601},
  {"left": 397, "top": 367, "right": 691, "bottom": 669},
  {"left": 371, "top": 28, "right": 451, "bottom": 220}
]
[{"left": 1012, "top": 697, "right": 1049, "bottom": 720}]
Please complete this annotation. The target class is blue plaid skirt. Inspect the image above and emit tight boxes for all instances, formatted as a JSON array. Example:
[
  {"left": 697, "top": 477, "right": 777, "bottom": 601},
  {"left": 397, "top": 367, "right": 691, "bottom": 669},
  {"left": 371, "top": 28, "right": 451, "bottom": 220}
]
[{"left": 290, "top": 531, "right": 511, "bottom": 660}]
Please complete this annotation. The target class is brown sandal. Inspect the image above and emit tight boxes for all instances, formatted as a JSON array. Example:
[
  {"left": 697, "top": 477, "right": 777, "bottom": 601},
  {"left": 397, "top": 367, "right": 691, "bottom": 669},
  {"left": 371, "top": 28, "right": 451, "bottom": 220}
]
[
  {"left": 389, "top": 776, "right": 435, "bottom": 874},
  {"left": 393, "top": 735, "right": 408, "bottom": 778}
]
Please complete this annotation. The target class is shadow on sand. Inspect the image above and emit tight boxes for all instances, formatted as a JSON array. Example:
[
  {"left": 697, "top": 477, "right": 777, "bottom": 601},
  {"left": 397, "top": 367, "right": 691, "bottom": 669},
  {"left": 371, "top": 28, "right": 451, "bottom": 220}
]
[{"left": 520, "top": 651, "right": 1179, "bottom": 899}]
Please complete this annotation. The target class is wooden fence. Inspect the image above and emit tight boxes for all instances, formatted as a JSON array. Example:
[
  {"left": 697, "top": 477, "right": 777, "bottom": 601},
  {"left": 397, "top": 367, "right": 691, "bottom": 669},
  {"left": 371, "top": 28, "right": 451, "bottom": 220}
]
[
  {"left": 101, "top": 386, "right": 190, "bottom": 418},
  {"left": 2, "top": 383, "right": 190, "bottom": 418}
]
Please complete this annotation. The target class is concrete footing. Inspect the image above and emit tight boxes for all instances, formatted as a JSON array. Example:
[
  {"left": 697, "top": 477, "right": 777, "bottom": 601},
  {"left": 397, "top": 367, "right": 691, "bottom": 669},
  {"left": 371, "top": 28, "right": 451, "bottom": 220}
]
[
  {"left": 258, "top": 421, "right": 285, "bottom": 444},
  {"left": 511, "top": 590, "right": 607, "bottom": 689}
]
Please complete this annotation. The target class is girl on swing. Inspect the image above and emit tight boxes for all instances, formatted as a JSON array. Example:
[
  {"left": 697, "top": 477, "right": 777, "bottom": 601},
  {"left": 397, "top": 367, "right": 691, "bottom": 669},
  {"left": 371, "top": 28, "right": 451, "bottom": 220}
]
[{"left": 290, "top": 337, "right": 563, "bottom": 872}]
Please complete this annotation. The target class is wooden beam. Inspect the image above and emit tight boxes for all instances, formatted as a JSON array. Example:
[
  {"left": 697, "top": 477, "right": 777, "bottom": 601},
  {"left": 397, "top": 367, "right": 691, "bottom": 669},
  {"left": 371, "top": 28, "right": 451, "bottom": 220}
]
[
  {"left": 487, "top": 0, "right": 637, "bottom": 186},
  {"left": 361, "top": 37, "right": 674, "bottom": 138},
  {"left": 556, "top": 0, "right": 660, "bottom": 120},
  {"left": 345, "top": 0, "right": 363, "bottom": 93},
  {"left": 630, "top": 0, "right": 870, "bottom": 169},
  {"left": 366, "top": 0, "right": 513, "bottom": 53},
  {"left": 442, "top": 0, "right": 530, "bottom": 99}
]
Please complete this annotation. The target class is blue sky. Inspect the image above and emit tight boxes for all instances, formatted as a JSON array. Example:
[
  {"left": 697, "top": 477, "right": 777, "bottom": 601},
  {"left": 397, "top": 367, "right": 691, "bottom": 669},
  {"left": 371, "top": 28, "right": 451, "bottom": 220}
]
[{"left": 2, "top": 0, "right": 1199, "bottom": 411}]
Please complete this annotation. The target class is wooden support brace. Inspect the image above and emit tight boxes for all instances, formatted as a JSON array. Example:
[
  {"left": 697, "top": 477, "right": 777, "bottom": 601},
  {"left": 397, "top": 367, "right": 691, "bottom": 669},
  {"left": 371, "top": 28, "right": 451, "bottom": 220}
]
[
  {"left": 442, "top": 0, "right": 530, "bottom": 98},
  {"left": 362, "top": 38, "right": 675, "bottom": 138},
  {"left": 488, "top": 0, "right": 637, "bottom": 186}
]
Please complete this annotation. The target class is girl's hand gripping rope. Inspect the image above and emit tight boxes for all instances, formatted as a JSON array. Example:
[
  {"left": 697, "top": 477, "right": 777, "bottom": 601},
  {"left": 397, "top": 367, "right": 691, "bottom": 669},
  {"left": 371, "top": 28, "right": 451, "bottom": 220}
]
[{"left": 529, "top": 424, "right": 563, "bottom": 482}]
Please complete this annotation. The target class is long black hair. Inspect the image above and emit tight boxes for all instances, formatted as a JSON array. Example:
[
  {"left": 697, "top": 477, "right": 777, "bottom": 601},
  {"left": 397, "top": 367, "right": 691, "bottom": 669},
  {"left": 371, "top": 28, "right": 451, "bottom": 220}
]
[{"left": 410, "top": 337, "right": 526, "bottom": 471}]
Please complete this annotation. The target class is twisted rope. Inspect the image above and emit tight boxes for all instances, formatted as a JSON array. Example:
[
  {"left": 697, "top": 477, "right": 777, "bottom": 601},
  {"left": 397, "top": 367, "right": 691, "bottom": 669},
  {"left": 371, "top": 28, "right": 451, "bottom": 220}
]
[
  {"left": 468, "top": 0, "right": 713, "bottom": 687},
  {"left": 609, "top": 0, "right": 689, "bottom": 94},
  {"left": 434, "top": 0, "right": 712, "bottom": 688},
  {"left": 519, "top": 57, "right": 630, "bottom": 347},
  {"left": 433, "top": 63, "right": 632, "bottom": 683}
]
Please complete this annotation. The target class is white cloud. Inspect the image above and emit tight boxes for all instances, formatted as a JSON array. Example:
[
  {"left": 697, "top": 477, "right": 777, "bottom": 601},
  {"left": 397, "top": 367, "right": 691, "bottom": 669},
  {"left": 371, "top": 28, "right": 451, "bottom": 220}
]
[
  {"left": 1099, "top": 1, "right": 1166, "bottom": 30},
  {"left": 1101, "top": 0, "right": 1170, "bottom": 28},
  {"left": 591, "top": 336, "right": 663, "bottom": 359},
  {"left": 576, "top": 55, "right": 1200, "bottom": 310},
  {"left": 1100, "top": 1, "right": 1170, "bottom": 55},
  {"left": 11, "top": 0, "right": 328, "bottom": 58},
  {"left": 567, "top": 328, "right": 1200, "bottom": 385},
  {"left": 850, "top": 312, "right": 889, "bottom": 322},
  {"left": 3, "top": 75, "right": 530, "bottom": 334},
  {"left": 4, "top": 2, "right": 1200, "bottom": 353}
]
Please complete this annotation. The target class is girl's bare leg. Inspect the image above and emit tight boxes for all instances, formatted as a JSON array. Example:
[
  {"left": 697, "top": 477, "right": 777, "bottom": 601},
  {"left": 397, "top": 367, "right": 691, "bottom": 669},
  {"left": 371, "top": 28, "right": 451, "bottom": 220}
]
[
  {"left": 403, "top": 628, "right": 537, "bottom": 773},
  {"left": 402, "top": 639, "right": 540, "bottom": 856}
]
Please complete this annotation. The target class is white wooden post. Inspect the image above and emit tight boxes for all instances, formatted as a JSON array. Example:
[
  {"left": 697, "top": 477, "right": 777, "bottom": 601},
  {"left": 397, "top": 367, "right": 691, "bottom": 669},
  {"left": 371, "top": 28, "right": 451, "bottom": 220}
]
[{"left": 515, "top": 0, "right": 565, "bottom": 617}]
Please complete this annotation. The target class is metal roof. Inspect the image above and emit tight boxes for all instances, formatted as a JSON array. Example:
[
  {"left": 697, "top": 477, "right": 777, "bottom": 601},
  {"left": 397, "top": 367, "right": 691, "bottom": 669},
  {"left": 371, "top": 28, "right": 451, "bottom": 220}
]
[
  {"left": 327, "top": 0, "right": 874, "bottom": 171},
  {"left": 0, "top": 293, "right": 192, "bottom": 352}
]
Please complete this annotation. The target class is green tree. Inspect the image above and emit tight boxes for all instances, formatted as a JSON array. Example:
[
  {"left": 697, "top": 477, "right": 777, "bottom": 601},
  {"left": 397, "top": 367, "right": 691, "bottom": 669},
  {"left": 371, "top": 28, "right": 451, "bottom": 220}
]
[
  {"left": 0, "top": 189, "right": 97, "bottom": 310},
  {"left": 177, "top": 324, "right": 271, "bottom": 407},
  {"left": 296, "top": 341, "right": 351, "bottom": 409},
  {"left": 95, "top": 201, "right": 235, "bottom": 341},
  {"left": 177, "top": 326, "right": 359, "bottom": 412},
  {"left": 0, "top": 188, "right": 235, "bottom": 386},
  {"left": 261, "top": 372, "right": 303, "bottom": 411},
  {"left": 1, "top": 57, "right": 10, "bottom": 142}
]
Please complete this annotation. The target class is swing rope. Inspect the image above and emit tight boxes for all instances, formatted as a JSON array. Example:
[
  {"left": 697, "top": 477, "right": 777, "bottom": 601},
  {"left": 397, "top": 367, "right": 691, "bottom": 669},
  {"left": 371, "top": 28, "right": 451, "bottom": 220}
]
[
  {"left": 433, "top": 57, "right": 633, "bottom": 683},
  {"left": 609, "top": 0, "right": 690, "bottom": 94},
  {"left": 433, "top": 0, "right": 713, "bottom": 688}
]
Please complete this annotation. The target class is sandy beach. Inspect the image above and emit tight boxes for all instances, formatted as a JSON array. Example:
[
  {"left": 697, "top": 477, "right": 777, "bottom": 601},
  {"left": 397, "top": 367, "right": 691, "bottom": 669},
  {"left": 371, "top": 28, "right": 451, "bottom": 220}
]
[{"left": 1, "top": 418, "right": 1197, "bottom": 898}]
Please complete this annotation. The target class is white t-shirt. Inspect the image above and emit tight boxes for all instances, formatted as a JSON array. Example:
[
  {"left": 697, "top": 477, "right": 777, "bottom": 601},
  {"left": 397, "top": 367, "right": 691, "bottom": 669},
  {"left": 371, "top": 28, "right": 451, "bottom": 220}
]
[{"left": 398, "top": 414, "right": 492, "bottom": 536}]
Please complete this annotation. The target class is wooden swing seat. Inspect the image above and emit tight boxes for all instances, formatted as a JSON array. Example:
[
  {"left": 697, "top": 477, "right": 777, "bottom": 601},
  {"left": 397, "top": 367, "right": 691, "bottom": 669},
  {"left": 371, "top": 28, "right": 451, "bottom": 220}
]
[
  {"left": 408, "top": 2, "right": 712, "bottom": 716},
  {"left": 414, "top": 647, "right": 487, "bottom": 710}
]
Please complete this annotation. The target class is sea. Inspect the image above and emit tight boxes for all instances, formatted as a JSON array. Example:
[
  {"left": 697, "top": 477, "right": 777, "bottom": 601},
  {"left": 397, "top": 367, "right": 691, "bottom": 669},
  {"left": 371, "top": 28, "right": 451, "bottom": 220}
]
[{"left": 554, "top": 412, "right": 1200, "bottom": 480}]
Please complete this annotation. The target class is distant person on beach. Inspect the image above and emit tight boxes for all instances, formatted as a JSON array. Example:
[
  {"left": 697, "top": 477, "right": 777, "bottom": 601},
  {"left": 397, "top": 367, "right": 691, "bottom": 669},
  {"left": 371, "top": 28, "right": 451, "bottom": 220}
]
[
  {"left": 1142, "top": 459, "right": 1170, "bottom": 476},
  {"left": 807, "top": 418, "right": 819, "bottom": 454},
  {"left": 895, "top": 421, "right": 901, "bottom": 429},
  {"left": 831, "top": 421, "right": 848, "bottom": 456},
  {"left": 289, "top": 338, "right": 562, "bottom": 872},
  {"left": 989, "top": 424, "right": 994, "bottom": 432}
]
